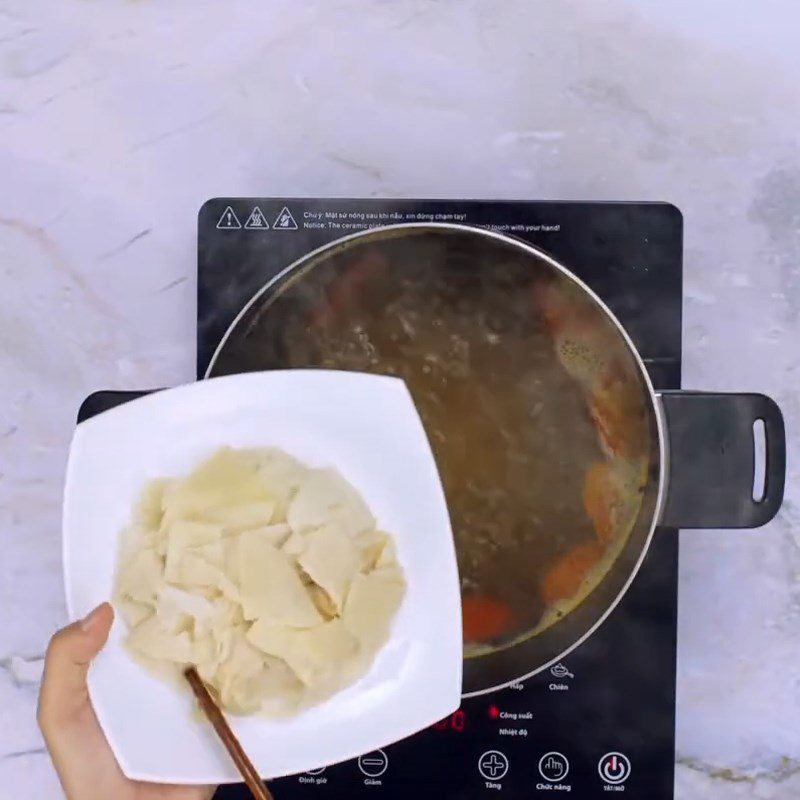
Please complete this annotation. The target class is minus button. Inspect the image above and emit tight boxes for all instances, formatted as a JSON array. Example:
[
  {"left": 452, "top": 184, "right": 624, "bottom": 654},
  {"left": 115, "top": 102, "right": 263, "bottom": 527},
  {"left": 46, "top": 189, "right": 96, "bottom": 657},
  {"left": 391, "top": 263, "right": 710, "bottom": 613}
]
[{"left": 358, "top": 750, "right": 389, "bottom": 777}]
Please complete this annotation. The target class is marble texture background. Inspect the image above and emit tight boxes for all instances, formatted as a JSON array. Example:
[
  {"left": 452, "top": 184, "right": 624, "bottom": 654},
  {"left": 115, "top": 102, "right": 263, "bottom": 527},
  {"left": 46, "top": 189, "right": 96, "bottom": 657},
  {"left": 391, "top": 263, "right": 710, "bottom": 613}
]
[{"left": 1, "top": 0, "right": 798, "bottom": 797}]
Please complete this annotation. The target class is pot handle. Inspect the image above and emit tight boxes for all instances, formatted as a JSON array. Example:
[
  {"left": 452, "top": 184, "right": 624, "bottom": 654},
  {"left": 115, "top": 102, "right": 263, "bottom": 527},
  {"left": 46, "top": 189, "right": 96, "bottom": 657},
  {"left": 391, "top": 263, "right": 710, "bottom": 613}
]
[{"left": 657, "top": 391, "right": 785, "bottom": 529}]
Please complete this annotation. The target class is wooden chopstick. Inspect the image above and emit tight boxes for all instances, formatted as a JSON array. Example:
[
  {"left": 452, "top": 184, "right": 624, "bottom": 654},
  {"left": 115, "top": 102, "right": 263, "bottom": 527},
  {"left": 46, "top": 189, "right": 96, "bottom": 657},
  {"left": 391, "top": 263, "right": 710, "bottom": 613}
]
[{"left": 184, "top": 666, "right": 273, "bottom": 800}]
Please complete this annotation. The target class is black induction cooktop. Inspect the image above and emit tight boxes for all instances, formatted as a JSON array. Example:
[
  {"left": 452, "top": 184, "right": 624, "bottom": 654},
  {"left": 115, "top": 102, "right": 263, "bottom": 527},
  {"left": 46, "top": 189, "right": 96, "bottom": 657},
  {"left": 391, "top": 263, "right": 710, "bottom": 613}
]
[
  {"left": 194, "top": 199, "right": 683, "bottom": 800},
  {"left": 84, "top": 199, "right": 682, "bottom": 800}
]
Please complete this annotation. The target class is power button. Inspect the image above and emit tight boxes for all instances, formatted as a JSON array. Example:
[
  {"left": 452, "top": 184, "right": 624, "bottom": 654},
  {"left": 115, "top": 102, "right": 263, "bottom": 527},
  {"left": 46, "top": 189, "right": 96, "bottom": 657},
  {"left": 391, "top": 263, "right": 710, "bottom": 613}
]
[{"left": 598, "top": 752, "right": 631, "bottom": 785}]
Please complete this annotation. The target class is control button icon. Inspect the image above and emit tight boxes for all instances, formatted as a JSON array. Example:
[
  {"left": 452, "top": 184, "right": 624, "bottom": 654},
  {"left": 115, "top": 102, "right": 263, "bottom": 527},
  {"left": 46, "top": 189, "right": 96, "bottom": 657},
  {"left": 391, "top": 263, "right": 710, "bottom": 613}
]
[
  {"left": 306, "top": 767, "right": 326, "bottom": 776},
  {"left": 358, "top": 750, "right": 388, "bottom": 777},
  {"left": 550, "top": 663, "right": 574, "bottom": 679},
  {"left": 598, "top": 752, "right": 631, "bottom": 785},
  {"left": 478, "top": 750, "right": 509, "bottom": 780},
  {"left": 538, "top": 752, "right": 569, "bottom": 782}
]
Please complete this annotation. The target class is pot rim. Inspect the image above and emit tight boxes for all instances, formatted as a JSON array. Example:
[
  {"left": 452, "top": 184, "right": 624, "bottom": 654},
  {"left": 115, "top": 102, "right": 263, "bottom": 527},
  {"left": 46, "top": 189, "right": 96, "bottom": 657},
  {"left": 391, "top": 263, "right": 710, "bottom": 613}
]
[{"left": 204, "top": 221, "right": 670, "bottom": 696}]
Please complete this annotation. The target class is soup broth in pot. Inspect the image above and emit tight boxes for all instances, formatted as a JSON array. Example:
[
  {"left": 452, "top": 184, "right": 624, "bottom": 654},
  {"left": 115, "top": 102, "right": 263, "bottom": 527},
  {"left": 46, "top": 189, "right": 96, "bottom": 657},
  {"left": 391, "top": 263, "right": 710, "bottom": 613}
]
[{"left": 211, "top": 230, "right": 651, "bottom": 656}]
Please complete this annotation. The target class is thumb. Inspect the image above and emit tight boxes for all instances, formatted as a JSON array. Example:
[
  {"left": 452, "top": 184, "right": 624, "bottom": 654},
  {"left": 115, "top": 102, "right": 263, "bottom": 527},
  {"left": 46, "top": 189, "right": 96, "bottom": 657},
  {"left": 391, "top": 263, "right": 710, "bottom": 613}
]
[{"left": 38, "top": 602, "right": 114, "bottom": 728}]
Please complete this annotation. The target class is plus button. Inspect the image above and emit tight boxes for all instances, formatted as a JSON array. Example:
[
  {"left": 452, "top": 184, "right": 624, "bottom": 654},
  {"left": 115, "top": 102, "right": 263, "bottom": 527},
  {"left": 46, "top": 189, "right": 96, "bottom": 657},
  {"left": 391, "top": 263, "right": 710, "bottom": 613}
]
[{"left": 478, "top": 751, "right": 509, "bottom": 780}]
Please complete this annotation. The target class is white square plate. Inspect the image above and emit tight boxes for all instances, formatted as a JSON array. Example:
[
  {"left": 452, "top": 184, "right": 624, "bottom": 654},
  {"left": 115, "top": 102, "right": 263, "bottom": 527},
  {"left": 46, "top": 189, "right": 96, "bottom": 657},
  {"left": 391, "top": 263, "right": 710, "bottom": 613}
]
[{"left": 63, "top": 370, "right": 462, "bottom": 784}]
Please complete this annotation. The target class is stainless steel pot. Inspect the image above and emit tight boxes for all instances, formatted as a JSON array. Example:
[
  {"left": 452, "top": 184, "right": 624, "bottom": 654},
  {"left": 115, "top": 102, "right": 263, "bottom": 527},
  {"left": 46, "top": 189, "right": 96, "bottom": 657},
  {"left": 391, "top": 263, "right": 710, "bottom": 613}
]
[{"left": 204, "top": 223, "right": 786, "bottom": 696}]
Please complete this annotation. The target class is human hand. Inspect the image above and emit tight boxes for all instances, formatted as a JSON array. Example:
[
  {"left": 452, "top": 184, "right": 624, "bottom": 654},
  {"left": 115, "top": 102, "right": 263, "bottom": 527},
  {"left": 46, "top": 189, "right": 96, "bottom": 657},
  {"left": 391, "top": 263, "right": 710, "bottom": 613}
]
[{"left": 38, "top": 602, "right": 216, "bottom": 800}]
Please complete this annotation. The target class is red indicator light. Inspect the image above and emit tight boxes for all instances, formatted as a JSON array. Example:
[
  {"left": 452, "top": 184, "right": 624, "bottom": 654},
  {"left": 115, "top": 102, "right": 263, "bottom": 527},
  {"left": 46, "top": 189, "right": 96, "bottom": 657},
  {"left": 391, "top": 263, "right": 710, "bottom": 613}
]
[{"left": 489, "top": 705, "right": 500, "bottom": 719}]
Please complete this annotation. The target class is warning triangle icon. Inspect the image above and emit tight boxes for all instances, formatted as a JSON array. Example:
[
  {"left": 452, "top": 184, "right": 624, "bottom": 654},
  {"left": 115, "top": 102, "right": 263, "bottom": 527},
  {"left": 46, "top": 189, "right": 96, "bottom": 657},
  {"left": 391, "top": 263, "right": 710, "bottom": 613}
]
[
  {"left": 273, "top": 206, "right": 298, "bottom": 230},
  {"left": 244, "top": 206, "right": 269, "bottom": 230},
  {"left": 216, "top": 206, "right": 241, "bottom": 230}
]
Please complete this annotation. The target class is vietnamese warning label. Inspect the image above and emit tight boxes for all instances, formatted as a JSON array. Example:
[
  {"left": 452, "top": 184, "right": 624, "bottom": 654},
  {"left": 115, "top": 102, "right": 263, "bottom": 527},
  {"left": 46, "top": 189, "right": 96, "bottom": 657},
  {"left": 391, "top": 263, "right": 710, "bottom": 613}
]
[{"left": 299, "top": 208, "right": 559, "bottom": 234}]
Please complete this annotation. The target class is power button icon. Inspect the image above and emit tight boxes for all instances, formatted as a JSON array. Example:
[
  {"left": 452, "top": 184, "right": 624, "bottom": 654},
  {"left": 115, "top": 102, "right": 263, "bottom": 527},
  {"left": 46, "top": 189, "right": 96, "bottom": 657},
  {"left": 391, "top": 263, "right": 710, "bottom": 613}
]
[{"left": 598, "top": 752, "right": 631, "bottom": 785}]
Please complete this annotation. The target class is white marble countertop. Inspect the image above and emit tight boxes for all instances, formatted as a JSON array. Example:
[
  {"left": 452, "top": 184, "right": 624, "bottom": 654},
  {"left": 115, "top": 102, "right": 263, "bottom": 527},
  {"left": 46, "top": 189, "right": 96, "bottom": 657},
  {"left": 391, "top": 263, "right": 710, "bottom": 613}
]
[{"left": 1, "top": 1, "right": 798, "bottom": 797}]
